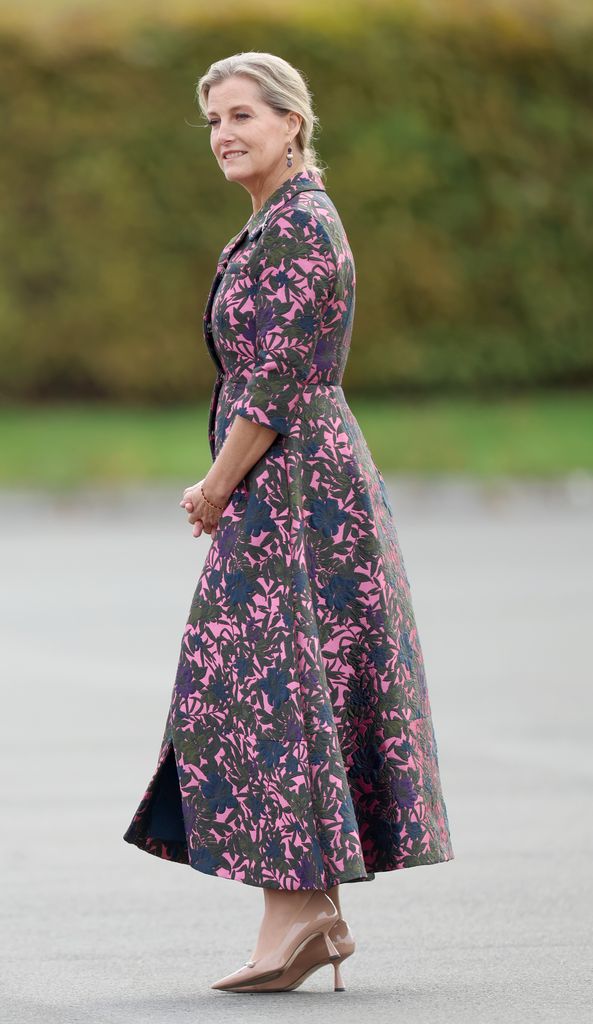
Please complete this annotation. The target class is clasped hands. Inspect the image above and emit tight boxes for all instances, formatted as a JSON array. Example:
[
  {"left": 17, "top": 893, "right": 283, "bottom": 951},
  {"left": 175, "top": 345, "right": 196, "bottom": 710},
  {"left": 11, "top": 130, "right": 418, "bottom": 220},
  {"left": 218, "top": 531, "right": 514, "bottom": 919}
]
[{"left": 179, "top": 477, "right": 232, "bottom": 538}]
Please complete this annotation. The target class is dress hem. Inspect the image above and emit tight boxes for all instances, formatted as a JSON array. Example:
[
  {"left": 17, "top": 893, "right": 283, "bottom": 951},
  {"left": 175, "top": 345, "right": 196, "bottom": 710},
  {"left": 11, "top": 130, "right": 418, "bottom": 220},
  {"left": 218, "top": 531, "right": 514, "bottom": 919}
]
[{"left": 122, "top": 827, "right": 454, "bottom": 889}]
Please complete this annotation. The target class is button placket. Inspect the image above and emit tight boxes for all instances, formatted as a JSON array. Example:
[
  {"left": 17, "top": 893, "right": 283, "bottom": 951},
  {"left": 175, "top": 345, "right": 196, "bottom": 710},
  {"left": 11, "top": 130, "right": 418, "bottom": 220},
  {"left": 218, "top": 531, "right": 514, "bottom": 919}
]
[{"left": 203, "top": 180, "right": 326, "bottom": 462}]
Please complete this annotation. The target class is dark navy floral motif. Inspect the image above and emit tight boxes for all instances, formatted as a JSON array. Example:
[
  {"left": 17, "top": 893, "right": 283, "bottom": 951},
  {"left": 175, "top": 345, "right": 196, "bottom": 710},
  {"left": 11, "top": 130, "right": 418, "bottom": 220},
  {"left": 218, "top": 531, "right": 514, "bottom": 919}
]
[
  {"left": 370, "top": 817, "right": 404, "bottom": 853},
  {"left": 264, "top": 836, "right": 283, "bottom": 859},
  {"left": 350, "top": 741, "right": 385, "bottom": 783},
  {"left": 319, "top": 574, "right": 359, "bottom": 611},
  {"left": 224, "top": 570, "right": 255, "bottom": 607},
  {"left": 308, "top": 497, "right": 349, "bottom": 538},
  {"left": 260, "top": 668, "right": 291, "bottom": 709},
  {"left": 202, "top": 773, "right": 238, "bottom": 814},
  {"left": 245, "top": 494, "right": 276, "bottom": 537},
  {"left": 257, "top": 737, "right": 285, "bottom": 770},
  {"left": 406, "top": 821, "right": 424, "bottom": 842},
  {"left": 192, "top": 847, "right": 220, "bottom": 874}
]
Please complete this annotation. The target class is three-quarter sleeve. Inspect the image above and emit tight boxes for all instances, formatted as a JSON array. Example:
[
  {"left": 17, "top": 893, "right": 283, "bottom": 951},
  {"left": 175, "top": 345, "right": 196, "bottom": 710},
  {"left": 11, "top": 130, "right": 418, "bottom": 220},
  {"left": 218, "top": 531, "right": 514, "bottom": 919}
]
[{"left": 233, "top": 206, "right": 337, "bottom": 435}]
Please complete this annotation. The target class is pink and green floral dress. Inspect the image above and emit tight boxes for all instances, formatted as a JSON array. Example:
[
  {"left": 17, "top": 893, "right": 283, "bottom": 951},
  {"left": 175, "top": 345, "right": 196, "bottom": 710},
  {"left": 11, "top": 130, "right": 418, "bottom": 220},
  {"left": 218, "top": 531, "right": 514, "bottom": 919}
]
[{"left": 123, "top": 168, "right": 454, "bottom": 888}]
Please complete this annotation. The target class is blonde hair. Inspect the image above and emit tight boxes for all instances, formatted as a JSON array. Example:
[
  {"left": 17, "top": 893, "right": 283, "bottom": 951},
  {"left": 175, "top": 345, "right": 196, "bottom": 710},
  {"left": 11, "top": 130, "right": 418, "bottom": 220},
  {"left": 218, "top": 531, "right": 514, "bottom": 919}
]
[{"left": 196, "top": 51, "right": 326, "bottom": 180}]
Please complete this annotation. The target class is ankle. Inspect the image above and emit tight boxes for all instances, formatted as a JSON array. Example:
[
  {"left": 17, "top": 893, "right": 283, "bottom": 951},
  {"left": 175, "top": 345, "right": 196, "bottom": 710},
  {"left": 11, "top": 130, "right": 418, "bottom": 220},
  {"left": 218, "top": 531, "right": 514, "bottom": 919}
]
[
  {"left": 262, "top": 889, "right": 310, "bottom": 924},
  {"left": 325, "top": 886, "right": 342, "bottom": 919}
]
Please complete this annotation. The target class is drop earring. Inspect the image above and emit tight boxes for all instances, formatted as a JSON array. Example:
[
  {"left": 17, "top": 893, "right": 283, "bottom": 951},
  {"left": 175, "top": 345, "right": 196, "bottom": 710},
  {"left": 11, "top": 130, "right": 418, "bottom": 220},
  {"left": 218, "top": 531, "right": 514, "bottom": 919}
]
[{"left": 286, "top": 144, "right": 293, "bottom": 168}]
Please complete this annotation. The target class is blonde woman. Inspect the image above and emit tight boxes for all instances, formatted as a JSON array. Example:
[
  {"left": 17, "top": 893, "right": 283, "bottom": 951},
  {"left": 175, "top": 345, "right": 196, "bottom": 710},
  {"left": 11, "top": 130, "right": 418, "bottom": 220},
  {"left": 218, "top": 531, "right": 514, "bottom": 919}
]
[{"left": 124, "top": 51, "right": 454, "bottom": 993}]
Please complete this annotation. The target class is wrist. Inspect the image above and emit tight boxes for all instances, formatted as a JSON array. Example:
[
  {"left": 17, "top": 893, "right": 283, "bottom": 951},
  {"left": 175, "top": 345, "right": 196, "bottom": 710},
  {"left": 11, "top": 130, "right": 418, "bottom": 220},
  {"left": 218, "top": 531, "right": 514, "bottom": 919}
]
[{"left": 202, "top": 475, "right": 232, "bottom": 509}]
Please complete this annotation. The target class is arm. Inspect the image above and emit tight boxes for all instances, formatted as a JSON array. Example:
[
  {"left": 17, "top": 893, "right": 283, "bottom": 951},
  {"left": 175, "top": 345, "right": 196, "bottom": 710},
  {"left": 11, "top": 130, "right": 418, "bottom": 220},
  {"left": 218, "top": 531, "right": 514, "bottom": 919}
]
[
  {"left": 203, "top": 205, "right": 336, "bottom": 505},
  {"left": 202, "top": 413, "right": 278, "bottom": 507}
]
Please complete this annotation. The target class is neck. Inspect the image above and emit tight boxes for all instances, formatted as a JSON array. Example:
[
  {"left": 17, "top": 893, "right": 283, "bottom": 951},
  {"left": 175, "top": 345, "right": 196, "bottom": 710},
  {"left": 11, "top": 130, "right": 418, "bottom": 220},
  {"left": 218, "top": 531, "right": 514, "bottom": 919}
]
[{"left": 250, "top": 164, "right": 306, "bottom": 215}]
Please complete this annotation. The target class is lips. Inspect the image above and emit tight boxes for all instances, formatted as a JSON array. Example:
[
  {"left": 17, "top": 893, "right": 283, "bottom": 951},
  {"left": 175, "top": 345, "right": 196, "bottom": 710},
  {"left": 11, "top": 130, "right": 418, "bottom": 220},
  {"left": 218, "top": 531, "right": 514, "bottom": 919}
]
[{"left": 223, "top": 151, "right": 247, "bottom": 160}]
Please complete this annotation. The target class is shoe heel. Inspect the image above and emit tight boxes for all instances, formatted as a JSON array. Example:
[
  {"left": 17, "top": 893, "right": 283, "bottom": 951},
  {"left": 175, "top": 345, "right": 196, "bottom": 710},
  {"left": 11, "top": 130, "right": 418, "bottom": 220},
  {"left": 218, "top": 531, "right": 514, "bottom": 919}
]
[
  {"left": 320, "top": 931, "right": 341, "bottom": 960},
  {"left": 333, "top": 959, "right": 346, "bottom": 991}
]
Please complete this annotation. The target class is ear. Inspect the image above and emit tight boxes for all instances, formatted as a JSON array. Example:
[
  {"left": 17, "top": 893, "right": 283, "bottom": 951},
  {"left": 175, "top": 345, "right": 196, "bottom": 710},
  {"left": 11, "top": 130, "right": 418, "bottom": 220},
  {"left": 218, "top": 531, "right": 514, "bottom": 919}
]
[{"left": 287, "top": 110, "right": 303, "bottom": 136}]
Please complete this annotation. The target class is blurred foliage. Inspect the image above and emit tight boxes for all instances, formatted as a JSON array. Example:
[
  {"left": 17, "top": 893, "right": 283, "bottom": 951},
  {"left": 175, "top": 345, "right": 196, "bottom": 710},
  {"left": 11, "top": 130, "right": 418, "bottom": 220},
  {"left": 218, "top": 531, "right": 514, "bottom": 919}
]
[
  {"left": 2, "top": 392, "right": 592, "bottom": 487},
  {"left": 0, "top": 1, "right": 592, "bottom": 401}
]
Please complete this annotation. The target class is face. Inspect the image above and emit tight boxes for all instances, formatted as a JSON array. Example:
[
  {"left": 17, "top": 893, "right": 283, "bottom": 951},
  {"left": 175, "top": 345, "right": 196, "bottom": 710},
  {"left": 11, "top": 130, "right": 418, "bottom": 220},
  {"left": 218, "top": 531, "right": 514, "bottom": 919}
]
[{"left": 206, "top": 75, "right": 303, "bottom": 189}]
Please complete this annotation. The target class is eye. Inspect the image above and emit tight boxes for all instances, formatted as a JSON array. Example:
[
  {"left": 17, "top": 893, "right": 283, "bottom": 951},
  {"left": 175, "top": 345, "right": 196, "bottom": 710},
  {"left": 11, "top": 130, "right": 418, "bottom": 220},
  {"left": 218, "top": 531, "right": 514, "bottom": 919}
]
[{"left": 207, "top": 113, "right": 250, "bottom": 126}]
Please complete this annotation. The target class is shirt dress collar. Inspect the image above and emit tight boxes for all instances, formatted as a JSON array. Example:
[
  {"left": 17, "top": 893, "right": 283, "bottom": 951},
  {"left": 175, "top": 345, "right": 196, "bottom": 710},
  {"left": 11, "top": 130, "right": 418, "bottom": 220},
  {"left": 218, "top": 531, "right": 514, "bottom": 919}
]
[
  {"left": 215, "top": 168, "right": 327, "bottom": 272},
  {"left": 244, "top": 167, "right": 327, "bottom": 241}
]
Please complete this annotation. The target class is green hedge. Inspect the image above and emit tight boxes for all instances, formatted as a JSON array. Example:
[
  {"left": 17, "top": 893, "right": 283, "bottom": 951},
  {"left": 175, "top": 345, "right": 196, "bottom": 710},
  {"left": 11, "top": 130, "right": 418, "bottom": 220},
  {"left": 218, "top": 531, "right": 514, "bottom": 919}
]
[{"left": 1, "top": 5, "right": 592, "bottom": 401}]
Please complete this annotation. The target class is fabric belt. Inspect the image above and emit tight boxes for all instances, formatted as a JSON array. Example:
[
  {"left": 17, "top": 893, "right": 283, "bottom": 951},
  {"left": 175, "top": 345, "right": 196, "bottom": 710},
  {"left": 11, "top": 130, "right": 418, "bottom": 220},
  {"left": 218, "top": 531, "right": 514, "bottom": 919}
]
[{"left": 220, "top": 375, "right": 343, "bottom": 391}]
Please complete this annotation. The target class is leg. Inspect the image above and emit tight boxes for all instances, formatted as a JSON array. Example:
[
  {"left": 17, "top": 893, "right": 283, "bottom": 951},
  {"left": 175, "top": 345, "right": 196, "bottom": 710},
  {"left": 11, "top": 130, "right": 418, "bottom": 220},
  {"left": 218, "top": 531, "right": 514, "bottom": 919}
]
[
  {"left": 326, "top": 883, "right": 342, "bottom": 918},
  {"left": 249, "top": 887, "right": 330, "bottom": 961}
]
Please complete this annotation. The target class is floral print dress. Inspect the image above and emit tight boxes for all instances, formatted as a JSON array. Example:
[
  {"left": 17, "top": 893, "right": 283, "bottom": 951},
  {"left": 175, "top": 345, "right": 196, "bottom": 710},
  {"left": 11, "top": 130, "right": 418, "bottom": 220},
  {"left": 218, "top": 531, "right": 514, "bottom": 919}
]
[{"left": 123, "top": 168, "right": 454, "bottom": 888}]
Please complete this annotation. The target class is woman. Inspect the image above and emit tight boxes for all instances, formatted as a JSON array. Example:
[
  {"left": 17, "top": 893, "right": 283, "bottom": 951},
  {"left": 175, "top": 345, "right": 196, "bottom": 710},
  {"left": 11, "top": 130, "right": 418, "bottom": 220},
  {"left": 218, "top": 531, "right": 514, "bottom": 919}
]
[{"left": 123, "top": 52, "right": 454, "bottom": 993}]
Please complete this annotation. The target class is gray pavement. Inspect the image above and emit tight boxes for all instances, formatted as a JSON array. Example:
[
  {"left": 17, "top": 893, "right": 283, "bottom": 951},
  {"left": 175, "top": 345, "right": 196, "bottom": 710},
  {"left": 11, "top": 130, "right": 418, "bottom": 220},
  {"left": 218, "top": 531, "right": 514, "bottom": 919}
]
[{"left": 1, "top": 474, "right": 592, "bottom": 1023}]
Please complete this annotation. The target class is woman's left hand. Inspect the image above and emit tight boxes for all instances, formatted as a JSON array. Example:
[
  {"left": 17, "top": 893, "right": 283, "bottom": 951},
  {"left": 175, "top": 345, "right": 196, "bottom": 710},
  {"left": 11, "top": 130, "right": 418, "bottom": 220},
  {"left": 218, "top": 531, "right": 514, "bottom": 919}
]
[{"left": 179, "top": 478, "right": 230, "bottom": 538}]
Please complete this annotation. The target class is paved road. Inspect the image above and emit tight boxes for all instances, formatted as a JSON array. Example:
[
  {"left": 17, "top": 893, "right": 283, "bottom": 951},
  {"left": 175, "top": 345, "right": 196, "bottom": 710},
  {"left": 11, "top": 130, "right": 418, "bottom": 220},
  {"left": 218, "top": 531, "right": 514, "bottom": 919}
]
[{"left": 1, "top": 475, "right": 592, "bottom": 1023}]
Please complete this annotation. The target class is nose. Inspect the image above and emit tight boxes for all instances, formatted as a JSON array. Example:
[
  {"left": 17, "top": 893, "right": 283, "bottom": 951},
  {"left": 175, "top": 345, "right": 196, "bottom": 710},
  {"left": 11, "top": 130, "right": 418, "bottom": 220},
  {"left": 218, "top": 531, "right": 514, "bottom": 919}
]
[
  {"left": 219, "top": 136, "right": 238, "bottom": 152},
  {"left": 217, "top": 121, "right": 236, "bottom": 142}
]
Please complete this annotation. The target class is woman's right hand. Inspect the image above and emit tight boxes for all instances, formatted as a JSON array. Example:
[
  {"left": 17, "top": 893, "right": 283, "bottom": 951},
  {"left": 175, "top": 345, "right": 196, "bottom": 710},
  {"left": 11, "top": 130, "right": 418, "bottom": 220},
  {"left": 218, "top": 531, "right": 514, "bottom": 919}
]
[
  {"left": 179, "top": 478, "right": 229, "bottom": 538},
  {"left": 179, "top": 497, "right": 206, "bottom": 538}
]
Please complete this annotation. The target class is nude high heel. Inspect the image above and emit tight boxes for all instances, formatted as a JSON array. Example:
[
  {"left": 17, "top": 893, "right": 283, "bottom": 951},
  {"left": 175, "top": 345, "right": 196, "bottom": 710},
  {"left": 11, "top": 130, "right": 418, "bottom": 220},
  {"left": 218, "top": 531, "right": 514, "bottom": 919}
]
[
  {"left": 210, "top": 891, "right": 340, "bottom": 992},
  {"left": 232, "top": 913, "right": 357, "bottom": 992}
]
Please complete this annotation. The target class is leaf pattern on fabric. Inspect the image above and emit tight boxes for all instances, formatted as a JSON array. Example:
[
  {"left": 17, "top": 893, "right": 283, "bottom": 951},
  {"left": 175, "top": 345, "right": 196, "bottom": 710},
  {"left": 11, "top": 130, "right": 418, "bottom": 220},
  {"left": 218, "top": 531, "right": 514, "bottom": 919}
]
[{"left": 233, "top": 209, "right": 337, "bottom": 434}]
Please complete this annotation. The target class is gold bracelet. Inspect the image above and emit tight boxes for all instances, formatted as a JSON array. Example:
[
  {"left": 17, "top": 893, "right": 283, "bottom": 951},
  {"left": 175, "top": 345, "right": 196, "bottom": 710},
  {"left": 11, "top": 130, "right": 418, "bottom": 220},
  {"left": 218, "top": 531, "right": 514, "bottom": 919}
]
[{"left": 200, "top": 483, "right": 226, "bottom": 511}]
